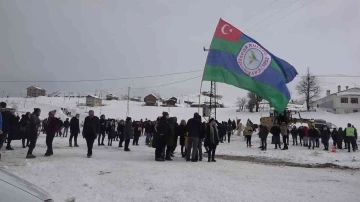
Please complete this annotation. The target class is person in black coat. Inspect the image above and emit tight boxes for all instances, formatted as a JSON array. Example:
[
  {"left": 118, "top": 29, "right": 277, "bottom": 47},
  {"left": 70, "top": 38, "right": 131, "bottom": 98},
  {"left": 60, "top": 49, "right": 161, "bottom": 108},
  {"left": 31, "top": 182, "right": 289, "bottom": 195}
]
[
  {"left": 45, "top": 111, "right": 59, "bottom": 156},
  {"left": 336, "top": 127, "right": 344, "bottom": 149},
  {"left": 108, "top": 119, "right": 116, "bottom": 146},
  {"left": 63, "top": 118, "right": 70, "bottom": 137},
  {"left": 321, "top": 126, "right": 331, "bottom": 150},
  {"left": 217, "top": 122, "right": 226, "bottom": 143},
  {"left": 178, "top": 119, "right": 187, "bottom": 158},
  {"left": 69, "top": 114, "right": 80, "bottom": 147},
  {"left": 298, "top": 126, "right": 305, "bottom": 146},
  {"left": 270, "top": 125, "right": 281, "bottom": 149},
  {"left": 308, "top": 125, "right": 319, "bottom": 150},
  {"left": 171, "top": 118, "right": 179, "bottom": 156},
  {"left": 331, "top": 128, "right": 337, "bottom": 148},
  {"left": 5, "top": 113, "right": 17, "bottom": 150},
  {"left": 259, "top": 124, "right": 269, "bottom": 150},
  {"left": 144, "top": 120, "right": 153, "bottom": 145},
  {"left": 205, "top": 118, "right": 219, "bottom": 162},
  {"left": 154, "top": 112, "right": 171, "bottom": 161},
  {"left": 19, "top": 112, "right": 31, "bottom": 148},
  {"left": 26, "top": 108, "right": 41, "bottom": 159},
  {"left": 186, "top": 113, "right": 202, "bottom": 162},
  {"left": 117, "top": 120, "right": 125, "bottom": 147},
  {"left": 98, "top": 115, "right": 107, "bottom": 146},
  {"left": 82, "top": 110, "right": 100, "bottom": 158},
  {"left": 123, "top": 117, "right": 133, "bottom": 151},
  {"left": 133, "top": 121, "right": 141, "bottom": 146},
  {"left": 290, "top": 126, "right": 298, "bottom": 146}
]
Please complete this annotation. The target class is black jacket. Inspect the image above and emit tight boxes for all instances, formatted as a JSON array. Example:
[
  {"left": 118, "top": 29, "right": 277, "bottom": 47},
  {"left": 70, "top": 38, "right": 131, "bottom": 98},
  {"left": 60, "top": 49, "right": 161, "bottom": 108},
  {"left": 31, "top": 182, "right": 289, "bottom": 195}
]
[
  {"left": 70, "top": 117, "right": 80, "bottom": 134},
  {"left": 28, "top": 113, "right": 40, "bottom": 137},
  {"left": 64, "top": 120, "right": 70, "bottom": 128},
  {"left": 117, "top": 124, "right": 125, "bottom": 134},
  {"left": 82, "top": 116, "right": 100, "bottom": 137},
  {"left": 308, "top": 128, "right": 319, "bottom": 138},
  {"left": 186, "top": 118, "right": 202, "bottom": 138},
  {"left": 205, "top": 124, "right": 219, "bottom": 146},
  {"left": 270, "top": 126, "right": 281, "bottom": 136},
  {"left": 259, "top": 125, "right": 269, "bottom": 139},
  {"left": 153, "top": 117, "right": 171, "bottom": 148},
  {"left": 144, "top": 122, "right": 154, "bottom": 133},
  {"left": 290, "top": 128, "right": 298, "bottom": 136},
  {"left": 100, "top": 119, "right": 107, "bottom": 133}
]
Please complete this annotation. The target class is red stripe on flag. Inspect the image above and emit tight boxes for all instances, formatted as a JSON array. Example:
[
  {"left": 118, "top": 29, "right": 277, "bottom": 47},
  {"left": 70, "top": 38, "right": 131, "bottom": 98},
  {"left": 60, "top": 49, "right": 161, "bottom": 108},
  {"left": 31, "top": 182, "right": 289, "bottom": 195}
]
[{"left": 214, "top": 19, "right": 242, "bottom": 42}]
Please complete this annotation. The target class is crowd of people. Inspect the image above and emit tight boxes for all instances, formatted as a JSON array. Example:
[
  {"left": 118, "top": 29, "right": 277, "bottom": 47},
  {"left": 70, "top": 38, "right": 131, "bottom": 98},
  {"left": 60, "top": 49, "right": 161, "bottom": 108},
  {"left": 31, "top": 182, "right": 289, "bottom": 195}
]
[{"left": 0, "top": 100, "right": 358, "bottom": 161}]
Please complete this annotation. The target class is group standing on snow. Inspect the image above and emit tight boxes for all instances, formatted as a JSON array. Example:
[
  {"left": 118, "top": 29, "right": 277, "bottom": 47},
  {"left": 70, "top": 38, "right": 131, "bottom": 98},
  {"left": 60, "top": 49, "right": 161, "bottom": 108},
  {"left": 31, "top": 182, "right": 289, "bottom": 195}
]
[{"left": 0, "top": 100, "right": 358, "bottom": 162}]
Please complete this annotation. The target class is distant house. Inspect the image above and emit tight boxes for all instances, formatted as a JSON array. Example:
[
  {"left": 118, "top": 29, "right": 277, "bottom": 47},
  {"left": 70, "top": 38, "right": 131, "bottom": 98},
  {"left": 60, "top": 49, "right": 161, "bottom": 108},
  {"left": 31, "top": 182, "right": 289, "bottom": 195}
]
[
  {"left": 311, "top": 86, "right": 360, "bottom": 114},
  {"left": 170, "top": 97, "right": 178, "bottom": 103},
  {"left": 190, "top": 102, "right": 223, "bottom": 108},
  {"left": 27, "top": 86, "right": 46, "bottom": 98},
  {"left": 144, "top": 94, "right": 158, "bottom": 106},
  {"left": 184, "top": 101, "right": 194, "bottom": 105},
  {"left": 130, "top": 96, "right": 142, "bottom": 102},
  {"left": 86, "top": 95, "right": 102, "bottom": 107},
  {"left": 161, "top": 99, "right": 177, "bottom": 107},
  {"left": 106, "top": 94, "right": 119, "bottom": 100}
]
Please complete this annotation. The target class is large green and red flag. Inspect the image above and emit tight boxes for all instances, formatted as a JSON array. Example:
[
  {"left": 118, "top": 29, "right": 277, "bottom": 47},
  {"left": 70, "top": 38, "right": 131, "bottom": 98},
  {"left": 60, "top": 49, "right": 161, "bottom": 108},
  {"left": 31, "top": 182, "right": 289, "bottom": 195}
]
[{"left": 203, "top": 19, "right": 298, "bottom": 112}]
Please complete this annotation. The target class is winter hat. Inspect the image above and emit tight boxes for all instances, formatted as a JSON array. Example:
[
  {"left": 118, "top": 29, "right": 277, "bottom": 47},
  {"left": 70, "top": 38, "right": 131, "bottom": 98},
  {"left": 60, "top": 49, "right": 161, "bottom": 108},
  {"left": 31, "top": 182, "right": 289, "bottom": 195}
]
[
  {"left": 34, "top": 108, "right": 41, "bottom": 113},
  {"left": 126, "top": 117, "right": 132, "bottom": 122},
  {"left": 209, "top": 118, "right": 215, "bottom": 123},
  {"left": 162, "top": 111, "right": 169, "bottom": 117},
  {"left": 194, "top": 112, "right": 200, "bottom": 118},
  {"left": 0, "top": 102, "right": 7, "bottom": 108}
]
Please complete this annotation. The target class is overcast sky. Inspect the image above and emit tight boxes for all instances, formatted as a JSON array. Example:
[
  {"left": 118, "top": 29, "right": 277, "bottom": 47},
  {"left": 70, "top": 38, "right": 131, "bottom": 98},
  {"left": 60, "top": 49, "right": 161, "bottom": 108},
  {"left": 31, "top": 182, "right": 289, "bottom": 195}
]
[{"left": 0, "top": 0, "right": 359, "bottom": 102}]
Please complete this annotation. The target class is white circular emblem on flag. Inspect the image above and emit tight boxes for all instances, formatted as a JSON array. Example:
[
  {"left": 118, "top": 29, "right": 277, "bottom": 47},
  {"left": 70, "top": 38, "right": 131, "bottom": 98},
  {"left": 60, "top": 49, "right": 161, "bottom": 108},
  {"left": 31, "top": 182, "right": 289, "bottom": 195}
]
[{"left": 237, "top": 42, "right": 272, "bottom": 77}]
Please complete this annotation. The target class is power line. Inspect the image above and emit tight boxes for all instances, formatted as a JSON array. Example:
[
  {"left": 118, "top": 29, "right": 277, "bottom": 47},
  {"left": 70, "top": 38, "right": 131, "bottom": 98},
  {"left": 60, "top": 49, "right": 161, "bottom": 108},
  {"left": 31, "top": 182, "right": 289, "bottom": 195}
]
[
  {"left": 245, "top": 0, "right": 301, "bottom": 32},
  {"left": 0, "top": 70, "right": 203, "bottom": 83},
  {"left": 254, "top": 0, "right": 318, "bottom": 33},
  {"left": 132, "top": 75, "right": 202, "bottom": 89},
  {"left": 243, "top": 0, "right": 280, "bottom": 23}
]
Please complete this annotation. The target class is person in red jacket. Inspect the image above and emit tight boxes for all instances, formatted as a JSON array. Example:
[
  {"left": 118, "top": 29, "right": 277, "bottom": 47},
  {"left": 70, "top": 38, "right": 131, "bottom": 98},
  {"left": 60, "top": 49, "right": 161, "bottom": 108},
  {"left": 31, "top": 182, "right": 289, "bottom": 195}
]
[{"left": 45, "top": 110, "right": 59, "bottom": 156}]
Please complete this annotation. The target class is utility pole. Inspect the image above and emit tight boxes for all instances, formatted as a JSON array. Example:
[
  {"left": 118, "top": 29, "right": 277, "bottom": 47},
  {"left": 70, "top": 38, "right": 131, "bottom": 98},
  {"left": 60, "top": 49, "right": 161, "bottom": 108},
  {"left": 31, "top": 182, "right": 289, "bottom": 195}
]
[
  {"left": 126, "top": 87, "right": 130, "bottom": 117},
  {"left": 1, "top": 90, "right": 4, "bottom": 100}
]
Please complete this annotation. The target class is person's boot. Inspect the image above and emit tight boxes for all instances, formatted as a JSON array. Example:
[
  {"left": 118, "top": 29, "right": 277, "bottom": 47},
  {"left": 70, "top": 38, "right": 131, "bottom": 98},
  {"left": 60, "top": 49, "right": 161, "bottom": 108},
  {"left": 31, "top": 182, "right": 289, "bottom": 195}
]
[
  {"left": 26, "top": 154, "right": 36, "bottom": 159},
  {"left": 208, "top": 157, "right": 211, "bottom": 162},
  {"left": 6, "top": 146, "right": 14, "bottom": 150},
  {"left": 156, "top": 157, "right": 165, "bottom": 162},
  {"left": 45, "top": 152, "right": 51, "bottom": 156},
  {"left": 69, "top": 142, "right": 72, "bottom": 147},
  {"left": 165, "top": 156, "right": 173, "bottom": 161},
  {"left": 87, "top": 154, "right": 92, "bottom": 158},
  {"left": 124, "top": 148, "right": 130, "bottom": 152}
]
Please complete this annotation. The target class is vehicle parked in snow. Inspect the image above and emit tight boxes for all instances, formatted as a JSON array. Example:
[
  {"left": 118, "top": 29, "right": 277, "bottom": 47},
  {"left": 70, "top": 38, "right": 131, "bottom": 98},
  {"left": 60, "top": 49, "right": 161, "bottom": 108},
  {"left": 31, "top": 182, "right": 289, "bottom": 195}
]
[{"left": 0, "top": 168, "right": 53, "bottom": 202}]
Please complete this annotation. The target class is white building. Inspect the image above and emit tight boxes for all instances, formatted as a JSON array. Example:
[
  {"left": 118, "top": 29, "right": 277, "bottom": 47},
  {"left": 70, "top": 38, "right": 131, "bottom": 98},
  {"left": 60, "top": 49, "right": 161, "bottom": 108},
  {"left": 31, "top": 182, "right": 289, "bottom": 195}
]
[
  {"left": 86, "top": 95, "right": 102, "bottom": 107},
  {"left": 311, "top": 86, "right": 360, "bottom": 114}
]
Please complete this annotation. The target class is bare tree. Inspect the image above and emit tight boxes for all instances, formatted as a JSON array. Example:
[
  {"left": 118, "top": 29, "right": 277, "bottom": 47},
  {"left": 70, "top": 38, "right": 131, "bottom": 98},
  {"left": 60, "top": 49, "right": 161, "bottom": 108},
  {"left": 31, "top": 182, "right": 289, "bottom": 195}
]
[
  {"left": 296, "top": 67, "right": 321, "bottom": 111},
  {"left": 236, "top": 97, "right": 247, "bottom": 111},
  {"left": 247, "top": 92, "right": 263, "bottom": 112}
]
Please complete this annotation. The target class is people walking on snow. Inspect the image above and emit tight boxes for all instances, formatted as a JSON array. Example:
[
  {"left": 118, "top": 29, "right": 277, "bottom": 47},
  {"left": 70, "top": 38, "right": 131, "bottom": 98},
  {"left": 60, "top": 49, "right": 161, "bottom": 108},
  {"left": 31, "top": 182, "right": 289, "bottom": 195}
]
[
  {"left": 205, "top": 118, "right": 219, "bottom": 162},
  {"left": 124, "top": 117, "right": 133, "bottom": 152},
  {"left": 331, "top": 128, "right": 337, "bottom": 148},
  {"left": 336, "top": 127, "right": 344, "bottom": 149},
  {"left": 82, "top": 110, "right": 100, "bottom": 158},
  {"left": 186, "top": 113, "right": 202, "bottom": 162},
  {"left": 108, "top": 119, "right": 116, "bottom": 146},
  {"left": 63, "top": 118, "right": 70, "bottom": 137},
  {"left": 99, "top": 115, "right": 106, "bottom": 146},
  {"left": 19, "top": 112, "right": 30, "bottom": 148},
  {"left": 144, "top": 120, "right": 153, "bottom": 145},
  {"left": 298, "top": 126, "right": 304, "bottom": 146},
  {"left": 45, "top": 110, "right": 58, "bottom": 156},
  {"left": 165, "top": 117, "right": 175, "bottom": 160},
  {"left": 133, "top": 121, "right": 141, "bottom": 146},
  {"left": 69, "top": 114, "right": 80, "bottom": 147},
  {"left": 26, "top": 108, "right": 41, "bottom": 159}
]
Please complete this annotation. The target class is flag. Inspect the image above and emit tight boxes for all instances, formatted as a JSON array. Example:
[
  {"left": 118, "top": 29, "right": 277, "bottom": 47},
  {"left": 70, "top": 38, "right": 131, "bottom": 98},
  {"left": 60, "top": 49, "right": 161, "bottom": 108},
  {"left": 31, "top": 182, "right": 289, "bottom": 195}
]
[{"left": 203, "top": 19, "right": 298, "bottom": 112}]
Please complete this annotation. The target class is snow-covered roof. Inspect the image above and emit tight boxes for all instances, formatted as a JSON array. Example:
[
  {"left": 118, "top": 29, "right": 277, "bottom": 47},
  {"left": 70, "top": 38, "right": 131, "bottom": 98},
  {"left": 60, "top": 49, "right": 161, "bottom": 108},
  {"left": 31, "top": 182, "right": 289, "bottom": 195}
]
[
  {"left": 87, "top": 95, "right": 101, "bottom": 99},
  {"left": 336, "top": 92, "right": 360, "bottom": 96},
  {"left": 27, "top": 86, "right": 44, "bottom": 90},
  {"left": 145, "top": 94, "right": 158, "bottom": 99}
]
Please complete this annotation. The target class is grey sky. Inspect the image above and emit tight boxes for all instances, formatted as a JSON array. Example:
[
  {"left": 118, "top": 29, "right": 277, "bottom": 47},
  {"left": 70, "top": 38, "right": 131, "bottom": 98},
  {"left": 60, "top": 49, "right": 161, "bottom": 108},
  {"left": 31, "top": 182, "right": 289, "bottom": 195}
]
[{"left": 0, "top": 0, "right": 359, "bottom": 102}]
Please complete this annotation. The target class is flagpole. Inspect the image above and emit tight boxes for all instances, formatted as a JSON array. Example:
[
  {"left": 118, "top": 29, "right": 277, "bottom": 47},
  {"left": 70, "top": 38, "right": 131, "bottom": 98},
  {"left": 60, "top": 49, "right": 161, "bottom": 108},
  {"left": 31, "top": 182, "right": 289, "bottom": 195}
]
[{"left": 197, "top": 46, "right": 210, "bottom": 114}]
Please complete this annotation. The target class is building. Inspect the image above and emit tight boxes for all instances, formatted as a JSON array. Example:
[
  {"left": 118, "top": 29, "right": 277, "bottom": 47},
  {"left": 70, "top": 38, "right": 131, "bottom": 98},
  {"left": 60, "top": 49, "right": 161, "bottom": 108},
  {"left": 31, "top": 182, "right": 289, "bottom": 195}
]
[
  {"left": 144, "top": 94, "right": 158, "bottom": 106},
  {"left": 130, "top": 96, "right": 142, "bottom": 102},
  {"left": 27, "top": 86, "right": 46, "bottom": 97},
  {"left": 311, "top": 86, "right": 360, "bottom": 114},
  {"left": 161, "top": 99, "right": 177, "bottom": 107},
  {"left": 86, "top": 95, "right": 102, "bottom": 107},
  {"left": 105, "top": 94, "right": 119, "bottom": 100}
]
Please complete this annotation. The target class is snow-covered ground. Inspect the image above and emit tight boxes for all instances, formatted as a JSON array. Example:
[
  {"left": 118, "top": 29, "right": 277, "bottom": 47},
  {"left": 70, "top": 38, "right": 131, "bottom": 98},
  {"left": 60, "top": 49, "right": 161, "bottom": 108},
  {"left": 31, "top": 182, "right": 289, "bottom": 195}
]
[{"left": 1, "top": 136, "right": 360, "bottom": 202}]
